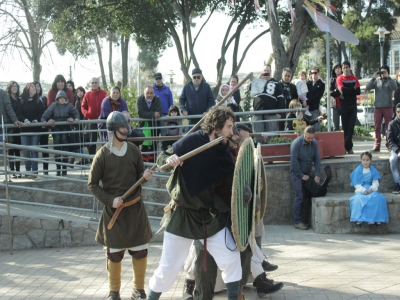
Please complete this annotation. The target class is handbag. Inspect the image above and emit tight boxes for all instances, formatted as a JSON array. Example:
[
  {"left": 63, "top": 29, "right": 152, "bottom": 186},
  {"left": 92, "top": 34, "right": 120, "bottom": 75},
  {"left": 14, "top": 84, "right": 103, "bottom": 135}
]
[{"left": 303, "top": 165, "right": 332, "bottom": 197}]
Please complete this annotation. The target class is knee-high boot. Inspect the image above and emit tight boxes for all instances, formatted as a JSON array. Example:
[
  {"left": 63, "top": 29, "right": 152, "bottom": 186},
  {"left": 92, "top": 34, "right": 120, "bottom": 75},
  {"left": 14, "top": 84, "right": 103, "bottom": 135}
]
[
  {"left": 62, "top": 158, "right": 68, "bottom": 176},
  {"left": 132, "top": 256, "right": 147, "bottom": 290},
  {"left": 55, "top": 158, "right": 61, "bottom": 176},
  {"left": 107, "top": 259, "right": 122, "bottom": 293}
]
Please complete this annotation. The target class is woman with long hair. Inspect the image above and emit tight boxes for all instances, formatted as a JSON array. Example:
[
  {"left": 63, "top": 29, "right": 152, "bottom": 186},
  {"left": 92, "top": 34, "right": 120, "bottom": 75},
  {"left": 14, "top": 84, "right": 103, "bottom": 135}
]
[
  {"left": 66, "top": 80, "right": 77, "bottom": 105},
  {"left": 16, "top": 83, "right": 44, "bottom": 178},
  {"left": 34, "top": 81, "right": 50, "bottom": 175},
  {"left": 330, "top": 62, "right": 343, "bottom": 131},
  {"left": 69, "top": 86, "right": 87, "bottom": 166},
  {"left": 5, "top": 81, "right": 21, "bottom": 178},
  {"left": 98, "top": 86, "right": 128, "bottom": 141},
  {"left": 229, "top": 75, "right": 241, "bottom": 121},
  {"left": 47, "top": 74, "right": 74, "bottom": 107}
]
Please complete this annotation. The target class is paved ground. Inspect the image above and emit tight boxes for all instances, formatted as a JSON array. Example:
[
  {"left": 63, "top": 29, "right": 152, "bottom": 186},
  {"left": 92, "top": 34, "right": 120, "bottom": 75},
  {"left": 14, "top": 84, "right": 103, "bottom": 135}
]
[{"left": 1, "top": 225, "right": 399, "bottom": 300}]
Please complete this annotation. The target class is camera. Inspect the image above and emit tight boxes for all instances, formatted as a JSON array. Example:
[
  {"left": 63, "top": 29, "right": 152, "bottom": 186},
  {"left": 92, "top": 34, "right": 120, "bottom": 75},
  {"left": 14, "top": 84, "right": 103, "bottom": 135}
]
[
  {"left": 377, "top": 71, "right": 384, "bottom": 75},
  {"left": 263, "top": 73, "right": 270, "bottom": 76}
]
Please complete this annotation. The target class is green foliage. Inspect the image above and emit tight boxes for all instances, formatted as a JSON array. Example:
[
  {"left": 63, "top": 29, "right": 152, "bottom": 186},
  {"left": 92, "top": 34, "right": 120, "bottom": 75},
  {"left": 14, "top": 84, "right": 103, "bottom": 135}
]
[
  {"left": 354, "top": 126, "right": 372, "bottom": 137},
  {"left": 319, "top": 122, "right": 328, "bottom": 132},
  {"left": 268, "top": 137, "right": 293, "bottom": 144},
  {"left": 240, "top": 85, "right": 252, "bottom": 122},
  {"left": 120, "top": 86, "right": 138, "bottom": 124}
]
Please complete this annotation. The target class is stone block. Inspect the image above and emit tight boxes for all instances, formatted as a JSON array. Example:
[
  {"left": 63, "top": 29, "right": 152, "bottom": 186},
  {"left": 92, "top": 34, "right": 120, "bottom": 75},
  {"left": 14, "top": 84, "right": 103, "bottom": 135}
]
[
  {"left": 70, "top": 227, "right": 85, "bottom": 244},
  {"left": 82, "top": 229, "right": 96, "bottom": 246},
  {"left": 12, "top": 217, "right": 41, "bottom": 235},
  {"left": 27, "top": 229, "right": 46, "bottom": 248},
  {"left": 0, "top": 215, "right": 11, "bottom": 234},
  {"left": 60, "top": 230, "right": 72, "bottom": 246},
  {"left": 13, "top": 235, "right": 33, "bottom": 250},
  {"left": 44, "top": 231, "right": 60, "bottom": 247},
  {"left": 0, "top": 234, "right": 11, "bottom": 251},
  {"left": 41, "top": 219, "right": 60, "bottom": 230},
  {"left": 312, "top": 193, "right": 400, "bottom": 234}
]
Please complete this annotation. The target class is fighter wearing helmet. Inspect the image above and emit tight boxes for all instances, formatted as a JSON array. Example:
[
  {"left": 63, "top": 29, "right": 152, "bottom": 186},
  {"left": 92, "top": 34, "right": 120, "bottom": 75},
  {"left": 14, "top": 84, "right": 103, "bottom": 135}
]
[{"left": 88, "top": 111, "right": 154, "bottom": 300}]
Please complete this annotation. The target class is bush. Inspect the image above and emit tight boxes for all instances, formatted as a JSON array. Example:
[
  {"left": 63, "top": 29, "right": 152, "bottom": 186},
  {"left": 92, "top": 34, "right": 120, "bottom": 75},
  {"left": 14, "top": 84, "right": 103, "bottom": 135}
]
[
  {"left": 354, "top": 126, "right": 371, "bottom": 137},
  {"left": 268, "top": 137, "right": 293, "bottom": 144}
]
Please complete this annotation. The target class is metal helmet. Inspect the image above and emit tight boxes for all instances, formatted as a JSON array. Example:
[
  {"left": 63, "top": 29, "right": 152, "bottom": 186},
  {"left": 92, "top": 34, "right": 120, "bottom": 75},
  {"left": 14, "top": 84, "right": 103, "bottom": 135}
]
[{"left": 106, "top": 111, "right": 130, "bottom": 134}]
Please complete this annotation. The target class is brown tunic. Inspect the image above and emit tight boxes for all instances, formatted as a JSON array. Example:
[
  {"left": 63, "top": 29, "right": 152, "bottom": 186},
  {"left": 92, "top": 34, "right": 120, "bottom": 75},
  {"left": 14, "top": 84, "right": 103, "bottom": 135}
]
[{"left": 88, "top": 142, "right": 153, "bottom": 248}]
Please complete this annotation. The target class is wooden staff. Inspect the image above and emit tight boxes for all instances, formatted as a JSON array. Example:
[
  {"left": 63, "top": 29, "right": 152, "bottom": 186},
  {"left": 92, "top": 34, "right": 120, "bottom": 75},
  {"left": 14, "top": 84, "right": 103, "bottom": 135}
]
[
  {"left": 159, "top": 136, "right": 225, "bottom": 172},
  {"left": 186, "top": 72, "right": 253, "bottom": 134},
  {"left": 120, "top": 164, "right": 158, "bottom": 201}
]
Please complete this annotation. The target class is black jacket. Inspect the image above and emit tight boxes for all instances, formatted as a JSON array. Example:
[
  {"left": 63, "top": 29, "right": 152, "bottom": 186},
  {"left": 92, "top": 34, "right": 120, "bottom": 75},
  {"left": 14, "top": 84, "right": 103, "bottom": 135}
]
[
  {"left": 388, "top": 117, "right": 400, "bottom": 153},
  {"left": 253, "top": 78, "right": 284, "bottom": 111},
  {"left": 136, "top": 94, "right": 163, "bottom": 127},
  {"left": 307, "top": 79, "right": 325, "bottom": 111},
  {"left": 279, "top": 80, "right": 298, "bottom": 108}
]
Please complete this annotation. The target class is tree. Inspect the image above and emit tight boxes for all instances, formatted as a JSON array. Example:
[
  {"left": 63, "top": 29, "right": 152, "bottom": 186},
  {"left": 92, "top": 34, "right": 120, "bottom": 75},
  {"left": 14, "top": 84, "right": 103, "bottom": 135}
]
[{"left": 0, "top": 0, "right": 55, "bottom": 81}]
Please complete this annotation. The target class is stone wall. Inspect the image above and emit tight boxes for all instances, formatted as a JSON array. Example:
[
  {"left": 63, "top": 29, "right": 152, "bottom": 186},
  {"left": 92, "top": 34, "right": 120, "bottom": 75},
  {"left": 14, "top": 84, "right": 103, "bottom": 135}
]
[
  {"left": 0, "top": 215, "right": 97, "bottom": 251},
  {"left": 264, "top": 159, "right": 393, "bottom": 225}
]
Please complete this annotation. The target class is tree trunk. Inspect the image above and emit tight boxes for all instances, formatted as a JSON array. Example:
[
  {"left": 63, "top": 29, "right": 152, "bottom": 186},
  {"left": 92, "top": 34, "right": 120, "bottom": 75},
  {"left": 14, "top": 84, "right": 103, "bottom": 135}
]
[
  {"left": 121, "top": 35, "right": 130, "bottom": 88},
  {"left": 94, "top": 35, "right": 107, "bottom": 89},
  {"left": 336, "top": 40, "right": 342, "bottom": 63},
  {"left": 270, "top": 0, "right": 309, "bottom": 79},
  {"left": 354, "top": 60, "right": 362, "bottom": 78},
  {"left": 108, "top": 32, "right": 114, "bottom": 85},
  {"left": 341, "top": 42, "right": 349, "bottom": 62}
]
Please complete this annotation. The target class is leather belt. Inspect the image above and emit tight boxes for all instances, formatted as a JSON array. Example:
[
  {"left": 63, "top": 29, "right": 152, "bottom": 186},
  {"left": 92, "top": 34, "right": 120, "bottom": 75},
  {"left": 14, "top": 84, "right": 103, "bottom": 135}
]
[{"left": 107, "top": 196, "right": 141, "bottom": 230}]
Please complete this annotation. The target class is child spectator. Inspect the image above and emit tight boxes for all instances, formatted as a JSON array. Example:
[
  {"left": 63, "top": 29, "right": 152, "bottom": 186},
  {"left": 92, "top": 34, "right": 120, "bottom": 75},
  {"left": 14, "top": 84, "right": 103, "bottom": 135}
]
[
  {"left": 349, "top": 151, "right": 389, "bottom": 228},
  {"left": 162, "top": 105, "right": 182, "bottom": 150},
  {"left": 215, "top": 84, "right": 237, "bottom": 107},
  {"left": 296, "top": 71, "right": 312, "bottom": 116}
]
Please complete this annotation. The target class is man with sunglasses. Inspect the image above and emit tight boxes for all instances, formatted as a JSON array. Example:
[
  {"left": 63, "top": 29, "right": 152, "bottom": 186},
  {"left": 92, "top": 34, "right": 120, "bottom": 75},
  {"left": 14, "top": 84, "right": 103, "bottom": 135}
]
[
  {"left": 366, "top": 65, "right": 397, "bottom": 152},
  {"left": 306, "top": 67, "right": 325, "bottom": 132},
  {"left": 179, "top": 68, "right": 215, "bottom": 125},
  {"left": 153, "top": 72, "right": 174, "bottom": 135}
]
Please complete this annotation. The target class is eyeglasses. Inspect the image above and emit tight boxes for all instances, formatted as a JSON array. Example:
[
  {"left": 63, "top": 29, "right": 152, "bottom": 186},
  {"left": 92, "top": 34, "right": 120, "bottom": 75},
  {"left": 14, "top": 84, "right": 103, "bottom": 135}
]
[
  {"left": 155, "top": 77, "right": 162, "bottom": 80},
  {"left": 91, "top": 82, "right": 98, "bottom": 84},
  {"left": 311, "top": 72, "right": 318, "bottom": 75},
  {"left": 193, "top": 76, "right": 201, "bottom": 80}
]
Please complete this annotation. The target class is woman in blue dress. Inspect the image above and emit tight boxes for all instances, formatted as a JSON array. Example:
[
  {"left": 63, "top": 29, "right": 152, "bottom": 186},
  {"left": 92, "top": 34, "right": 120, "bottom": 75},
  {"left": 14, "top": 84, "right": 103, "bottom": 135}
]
[{"left": 350, "top": 151, "right": 389, "bottom": 228}]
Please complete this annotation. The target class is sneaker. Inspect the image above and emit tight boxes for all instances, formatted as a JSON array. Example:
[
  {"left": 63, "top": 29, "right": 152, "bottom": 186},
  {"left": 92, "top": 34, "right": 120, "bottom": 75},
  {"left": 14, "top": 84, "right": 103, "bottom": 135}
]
[
  {"left": 392, "top": 183, "right": 400, "bottom": 194},
  {"left": 182, "top": 279, "right": 195, "bottom": 299},
  {"left": 107, "top": 291, "right": 121, "bottom": 300},
  {"left": 253, "top": 273, "right": 283, "bottom": 296},
  {"left": 294, "top": 223, "right": 308, "bottom": 230},
  {"left": 131, "top": 289, "right": 147, "bottom": 300},
  {"left": 17, "top": 174, "right": 22, "bottom": 178},
  {"left": 11, "top": 174, "right": 17, "bottom": 179},
  {"left": 262, "top": 260, "right": 278, "bottom": 272}
]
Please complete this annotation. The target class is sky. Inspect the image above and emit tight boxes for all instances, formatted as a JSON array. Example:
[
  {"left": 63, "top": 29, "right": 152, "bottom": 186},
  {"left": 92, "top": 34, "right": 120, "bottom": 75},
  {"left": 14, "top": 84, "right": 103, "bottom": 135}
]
[{"left": 0, "top": 12, "right": 273, "bottom": 88}]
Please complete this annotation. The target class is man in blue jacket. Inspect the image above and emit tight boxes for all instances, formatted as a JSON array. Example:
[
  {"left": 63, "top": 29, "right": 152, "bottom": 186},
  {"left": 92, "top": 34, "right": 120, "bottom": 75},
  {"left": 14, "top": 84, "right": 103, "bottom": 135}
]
[
  {"left": 179, "top": 68, "right": 215, "bottom": 125},
  {"left": 153, "top": 72, "right": 174, "bottom": 135}
]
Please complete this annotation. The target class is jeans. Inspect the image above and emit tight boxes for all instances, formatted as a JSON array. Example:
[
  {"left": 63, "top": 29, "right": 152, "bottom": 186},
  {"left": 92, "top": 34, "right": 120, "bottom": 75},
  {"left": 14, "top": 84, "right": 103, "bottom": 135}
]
[
  {"left": 374, "top": 107, "right": 393, "bottom": 148},
  {"left": 290, "top": 172, "right": 312, "bottom": 224},
  {"left": 21, "top": 134, "right": 40, "bottom": 172},
  {"left": 252, "top": 113, "right": 276, "bottom": 143},
  {"left": 389, "top": 150, "right": 400, "bottom": 184},
  {"left": 332, "top": 106, "right": 341, "bottom": 131},
  {"left": 310, "top": 109, "right": 321, "bottom": 132},
  {"left": 341, "top": 104, "right": 357, "bottom": 151}
]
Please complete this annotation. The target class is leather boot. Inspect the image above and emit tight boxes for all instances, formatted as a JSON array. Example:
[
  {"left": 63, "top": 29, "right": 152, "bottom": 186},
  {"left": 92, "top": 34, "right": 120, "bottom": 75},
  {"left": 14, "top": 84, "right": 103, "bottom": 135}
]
[
  {"left": 253, "top": 273, "right": 283, "bottom": 296},
  {"left": 62, "top": 159, "right": 68, "bottom": 176},
  {"left": 107, "top": 291, "right": 121, "bottom": 300},
  {"left": 55, "top": 159, "right": 61, "bottom": 176}
]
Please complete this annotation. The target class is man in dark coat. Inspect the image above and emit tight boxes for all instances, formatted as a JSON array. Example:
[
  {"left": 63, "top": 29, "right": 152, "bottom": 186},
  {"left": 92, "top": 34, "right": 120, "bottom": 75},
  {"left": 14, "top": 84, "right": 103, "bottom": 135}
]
[
  {"left": 306, "top": 67, "right": 325, "bottom": 132},
  {"left": 279, "top": 68, "right": 298, "bottom": 131}
]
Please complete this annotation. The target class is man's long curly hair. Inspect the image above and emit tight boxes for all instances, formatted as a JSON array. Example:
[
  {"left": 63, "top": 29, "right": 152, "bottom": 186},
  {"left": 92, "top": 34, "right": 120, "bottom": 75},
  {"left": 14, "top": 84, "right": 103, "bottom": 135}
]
[{"left": 201, "top": 106, "right": 235, "bottom": 135}]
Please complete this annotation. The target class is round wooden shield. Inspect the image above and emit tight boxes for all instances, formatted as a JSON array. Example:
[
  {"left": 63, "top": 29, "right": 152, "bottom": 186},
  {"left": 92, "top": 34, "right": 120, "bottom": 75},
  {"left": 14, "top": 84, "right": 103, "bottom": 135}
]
[
  {"left": 256, "top": 145, "right": 268, "bottom": 220},
  {"left": 231, "top": 137, "right": 256, "bottom": 252}
]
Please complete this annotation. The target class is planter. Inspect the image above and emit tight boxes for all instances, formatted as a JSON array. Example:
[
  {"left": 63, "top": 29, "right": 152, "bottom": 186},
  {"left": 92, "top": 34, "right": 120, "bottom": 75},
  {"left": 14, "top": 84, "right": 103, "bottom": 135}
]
[
  {"left": 314, "top": 131, "right": 345, "bottom": 157},
  {"left": 261, "top": 140, "right": 324, "bottom": 163}
]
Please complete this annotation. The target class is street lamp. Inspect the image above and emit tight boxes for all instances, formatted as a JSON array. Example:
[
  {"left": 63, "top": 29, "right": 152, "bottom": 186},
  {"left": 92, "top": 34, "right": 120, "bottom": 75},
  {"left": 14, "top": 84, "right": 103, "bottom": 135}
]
[
  {"left": 374, "top": 26, "right": 390, "bottom": 67},
  {"left": 167, "top": 70, "right": 175, "bottom": 92}
]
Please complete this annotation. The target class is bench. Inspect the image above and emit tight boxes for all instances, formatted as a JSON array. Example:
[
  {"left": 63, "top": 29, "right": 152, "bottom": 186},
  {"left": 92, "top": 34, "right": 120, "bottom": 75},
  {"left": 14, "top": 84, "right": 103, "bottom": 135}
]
[{"left": 311, "top": 193, "right": 400, "bottom": 234}]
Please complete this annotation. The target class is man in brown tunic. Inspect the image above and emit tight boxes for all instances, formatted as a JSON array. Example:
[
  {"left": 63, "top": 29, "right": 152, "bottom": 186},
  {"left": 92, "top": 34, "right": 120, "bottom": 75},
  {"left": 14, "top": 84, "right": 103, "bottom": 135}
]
[{"left": 88, "top": 111, "right": 154, "bottom": 300}]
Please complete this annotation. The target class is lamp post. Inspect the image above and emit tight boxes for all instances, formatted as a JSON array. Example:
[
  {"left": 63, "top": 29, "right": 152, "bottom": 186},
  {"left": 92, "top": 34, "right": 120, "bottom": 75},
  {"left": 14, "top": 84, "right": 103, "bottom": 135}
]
[
  {"left": 167, "top": 70, "right": 175, "bottom": 94},
  {"left": 374, "top": 26, "right": 390, "bottom": 67}
]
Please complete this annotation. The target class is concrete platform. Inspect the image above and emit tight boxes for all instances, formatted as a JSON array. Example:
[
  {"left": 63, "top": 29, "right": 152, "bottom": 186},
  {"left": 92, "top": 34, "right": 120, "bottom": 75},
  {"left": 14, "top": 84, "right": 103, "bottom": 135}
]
[
  {"left": 311, "top": 193, "right": 400, "bottom": 234},
  {"left": 1, "top": 225, "right": 400, "bottom": 299}
]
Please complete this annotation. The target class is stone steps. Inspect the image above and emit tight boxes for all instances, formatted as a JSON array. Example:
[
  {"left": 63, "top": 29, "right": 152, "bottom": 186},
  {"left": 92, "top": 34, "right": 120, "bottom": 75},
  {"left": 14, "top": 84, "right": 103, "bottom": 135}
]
[{"left": 0, "top": 201, "right": 163, "bottom": 251}]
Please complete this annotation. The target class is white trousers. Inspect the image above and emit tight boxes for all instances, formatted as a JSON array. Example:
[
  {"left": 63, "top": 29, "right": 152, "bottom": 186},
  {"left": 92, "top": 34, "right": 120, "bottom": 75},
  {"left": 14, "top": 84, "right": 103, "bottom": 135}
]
[
  {"left": 251, "top": 241, "right": 264, "bottom": 276},
  {"left": 149, "top": 228, "right": 242, "bottom": 293}
]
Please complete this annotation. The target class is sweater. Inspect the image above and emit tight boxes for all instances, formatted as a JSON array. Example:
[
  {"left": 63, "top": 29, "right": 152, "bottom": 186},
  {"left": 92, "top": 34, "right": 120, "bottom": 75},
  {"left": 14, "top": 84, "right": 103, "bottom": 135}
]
[
  {"left": 366, "top": 77, "right": 397, "bottom": 108},
  {"left": 153, "top": 83, "right": 174, "bottom": 115},
  {"left": 41, "top": 101, "right": 79, "bottom": 123},
  {"left": 47, "top": 88, "right": 74, "bottom": 108},
  {"left": 336, "top": 74, "right": 360, "bottom": 106},
  {"left": 16, "top": 99, "right": 44, "bottom": 133},
  {"left": 179, "top": 80, "right": 215, "bottom": 115},
  {"left": 81, "top": 89, "right": 108, "bottom": 120}
]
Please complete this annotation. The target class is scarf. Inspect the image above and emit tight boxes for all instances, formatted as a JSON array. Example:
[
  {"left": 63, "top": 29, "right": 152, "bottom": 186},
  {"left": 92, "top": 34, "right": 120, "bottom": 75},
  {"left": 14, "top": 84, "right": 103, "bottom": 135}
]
[
  {"left": 111, "top": 99, "right": 121, "bottom": 112},
  {"left": 350, "top": 164, "right": 381, "bottom": 187}
]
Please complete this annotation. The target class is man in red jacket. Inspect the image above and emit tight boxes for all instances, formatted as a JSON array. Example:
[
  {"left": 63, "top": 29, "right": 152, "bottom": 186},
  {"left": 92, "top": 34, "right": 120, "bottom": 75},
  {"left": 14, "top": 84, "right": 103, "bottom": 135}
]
[{"left": 81, "top": 78, "right": 107, "bottom": 159}]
